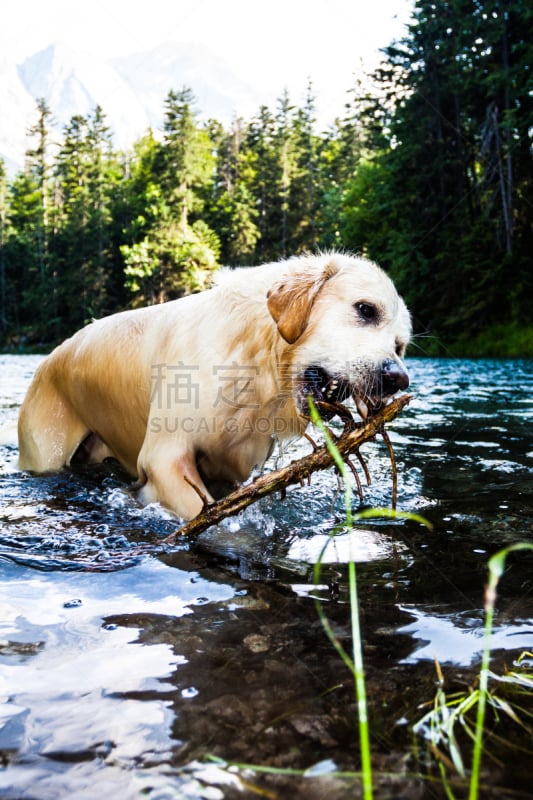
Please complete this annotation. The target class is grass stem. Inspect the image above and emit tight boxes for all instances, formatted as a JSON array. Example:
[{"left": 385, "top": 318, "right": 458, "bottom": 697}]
[
  {"left": 468, "top": 543, "right": 533, "bottom": 800},
  {"left": 309, "top": 399, "right": 373, "bottom": 799}
]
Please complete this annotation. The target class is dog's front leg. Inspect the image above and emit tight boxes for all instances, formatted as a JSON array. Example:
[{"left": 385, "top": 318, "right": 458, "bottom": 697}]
[{"left": 136, "top": 443, "right": 214, "bottom": 520}]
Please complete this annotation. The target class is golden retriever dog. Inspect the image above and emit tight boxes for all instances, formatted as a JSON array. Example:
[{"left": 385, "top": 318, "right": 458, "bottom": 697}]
[{"left": 18, "top": 252, "right": 411, "bottom": 520}]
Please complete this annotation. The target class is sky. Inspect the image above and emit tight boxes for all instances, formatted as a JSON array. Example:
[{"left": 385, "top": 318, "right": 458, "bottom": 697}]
[{"left": 3, "top": 0, "right": 414, "bottom": 119}]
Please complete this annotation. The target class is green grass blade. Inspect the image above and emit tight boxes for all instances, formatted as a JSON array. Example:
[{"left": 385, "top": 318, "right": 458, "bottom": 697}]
[
  {"left": 308, "top": 399, "right": 432, "bottom": 800},
  {"left": 469, "top": 543, "right": 533, "bottom": 800},
  {"left": 309, "top": 398, "right": 373, "bottom": 799}
]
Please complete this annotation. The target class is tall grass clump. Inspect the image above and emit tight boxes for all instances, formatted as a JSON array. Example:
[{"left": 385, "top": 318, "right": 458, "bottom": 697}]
[{"left": 413, "top": 542, "right": 533, "bottom": 800}]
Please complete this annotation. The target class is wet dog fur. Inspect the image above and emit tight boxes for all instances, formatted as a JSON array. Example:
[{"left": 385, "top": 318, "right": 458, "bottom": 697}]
[{"left": 18, "top": 252, "right": 411, "bottom": 520}]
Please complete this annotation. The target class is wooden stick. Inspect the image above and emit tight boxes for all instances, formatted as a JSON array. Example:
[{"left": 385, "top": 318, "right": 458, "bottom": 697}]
[
  {"left": 164, "top": 393, "right": 412, "bottom": 541},
  {"left": 380, "top": 427, "right": 398, "bottom": 510}
]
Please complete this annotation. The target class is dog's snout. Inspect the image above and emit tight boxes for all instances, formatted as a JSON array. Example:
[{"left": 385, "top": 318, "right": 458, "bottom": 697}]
[{"left": 380, "top": 359, "right": 409, "bottom": 395}]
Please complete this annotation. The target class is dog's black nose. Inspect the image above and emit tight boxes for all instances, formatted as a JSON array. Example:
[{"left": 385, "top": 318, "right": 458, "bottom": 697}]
[{"left": 380, "top": 359, "right": 409, "bottom": 395}]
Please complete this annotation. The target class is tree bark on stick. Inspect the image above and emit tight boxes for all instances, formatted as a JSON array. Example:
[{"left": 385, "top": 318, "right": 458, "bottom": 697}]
[{"left": 165, "top": 393, "right": 412, "bottom": 541}]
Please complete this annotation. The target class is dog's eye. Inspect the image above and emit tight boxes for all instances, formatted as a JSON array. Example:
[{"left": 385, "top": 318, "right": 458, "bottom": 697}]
[{"left": 355, "top": 302, "right": 377, "bottom": 322}]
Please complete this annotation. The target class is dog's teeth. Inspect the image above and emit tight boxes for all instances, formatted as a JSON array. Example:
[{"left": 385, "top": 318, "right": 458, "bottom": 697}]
[
  {"left": 355, "top": 397, "right": 369, "bottom": 420},
  {"left": 325, "top": 379, "right": 338, "bottom": 399}
]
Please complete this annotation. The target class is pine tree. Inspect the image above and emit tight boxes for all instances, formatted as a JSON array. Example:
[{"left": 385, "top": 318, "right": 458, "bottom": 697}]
[
  {"left": 26, "top": 98, "right": 53, "bottom": 283},
  {"left": 315, "top": 100, "right": 364, "bottom": 251},
  {"left": 53, "top": 108, "right": 122, "bottom": 330},
  {"left": 339, "top": 0, "right": 533, "bottom": 345},
  {"left": 293, "top": 82, "right": 318, "bottom": 250},
  {"left": 121, "top": 89, "right": 220, "bottom": 305},
  {"left": 245, "top": 105, "right": 279, "bottom": 260},
  {"left": 208, "top": 117, "right": 260, "bottom": 264},
  {"left": 8, "top": 169, "right": 47, "bottom": 339},
  {"left": 162, "top": 88, "right": 214, "bottom": 230},
  {"left": 0, "top": 160, "right": 8, "bottom": 334}
]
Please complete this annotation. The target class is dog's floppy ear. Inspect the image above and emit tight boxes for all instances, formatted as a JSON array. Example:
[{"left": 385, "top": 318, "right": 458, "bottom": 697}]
[{"left": 267, "top": 261, "right": 338, "bottom": 344}]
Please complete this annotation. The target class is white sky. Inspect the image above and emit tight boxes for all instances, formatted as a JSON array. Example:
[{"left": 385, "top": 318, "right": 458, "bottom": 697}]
[{"left": 4, "top": 0, "right": 414, "bottom": 119}]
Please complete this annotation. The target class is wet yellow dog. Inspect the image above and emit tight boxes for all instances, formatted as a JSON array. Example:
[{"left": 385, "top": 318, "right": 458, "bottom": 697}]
[{"left": 18, "top": 252, "right": 411, "bottom": 520}]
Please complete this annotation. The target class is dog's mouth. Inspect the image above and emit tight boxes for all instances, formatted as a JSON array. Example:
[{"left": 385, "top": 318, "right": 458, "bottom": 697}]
[
  {"left": 296, "top": 365, "right": 386, "bottom": 421},
  {"left": 298, "top": 366, "right": 351, "bottom": 407}
]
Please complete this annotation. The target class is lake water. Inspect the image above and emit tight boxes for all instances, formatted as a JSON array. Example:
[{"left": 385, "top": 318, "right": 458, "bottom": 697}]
[{"left": 1, "top": 355, "right": 532, "bottom": 799}]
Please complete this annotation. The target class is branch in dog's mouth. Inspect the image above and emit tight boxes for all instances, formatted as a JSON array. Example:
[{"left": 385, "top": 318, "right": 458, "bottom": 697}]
[
  {"left": 352, "top": 395, "right": 387, "bottom": 421},
  {"left": 165, "top": 393, "right": 412, "bottom": 541}
]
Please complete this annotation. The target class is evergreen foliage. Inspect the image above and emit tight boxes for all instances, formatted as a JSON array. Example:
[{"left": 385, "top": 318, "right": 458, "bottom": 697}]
[{"left": 1, "top": 0, "right": 531, "bottom": 355}]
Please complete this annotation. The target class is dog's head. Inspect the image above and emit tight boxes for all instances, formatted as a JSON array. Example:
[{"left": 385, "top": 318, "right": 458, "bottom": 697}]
[{"left": 267, "top": 253, "right": 411, "bottom": 419}]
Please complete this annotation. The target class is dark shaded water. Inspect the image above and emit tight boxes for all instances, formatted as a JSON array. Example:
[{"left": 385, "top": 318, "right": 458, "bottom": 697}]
[{"left": 1, "top": 356, "right": 532, "bottom": 799}]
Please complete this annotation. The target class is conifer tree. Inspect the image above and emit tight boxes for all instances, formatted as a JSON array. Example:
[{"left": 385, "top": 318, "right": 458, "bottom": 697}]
[
  {"left": 208, "top": 117, "right": 259, "bottom": 264},
  {"left": 0, "top": 160, "right": 8, "bottom": 333},
  {"left": 121, "top": 88, "right": 220, "bottom": 305},
  {"left": 339, "top": 0, "right": 532, "bottom": 345},
  {"left": 26, "top": 98, "right": 53, "bottom": 280}
]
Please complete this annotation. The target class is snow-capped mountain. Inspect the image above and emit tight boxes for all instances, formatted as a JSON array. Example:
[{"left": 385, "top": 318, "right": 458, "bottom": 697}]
[
  {"left": 1, "top": 41, "right": 260, "bottom": 173},
  {"left": 0, "top": 54, "right": 36, "bottom": 173},
  {"left": 18, "top": 43, "right": 150, "bottom": 150},
  {"left": 112, "top": 42, "right": 260, "bottom": 129}
]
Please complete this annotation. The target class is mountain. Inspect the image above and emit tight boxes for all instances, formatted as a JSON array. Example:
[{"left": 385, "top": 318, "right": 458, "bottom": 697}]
[
  {"left": 18, "top": 43, "right": 150, "bottom": 150},
  {"left": 0, "top": 53, "right": 35, "bottom": 173},
  {"left": 0, "top": 41, "right": 261, "bottom": 173},
  {"left": 112, "top": 42, "right": 260, "bottom": 128}
]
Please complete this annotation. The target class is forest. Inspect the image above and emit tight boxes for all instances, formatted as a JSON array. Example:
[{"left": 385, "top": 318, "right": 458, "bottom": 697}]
[{"left": 0, "top": 0, "right": 531, "bottom": 356}]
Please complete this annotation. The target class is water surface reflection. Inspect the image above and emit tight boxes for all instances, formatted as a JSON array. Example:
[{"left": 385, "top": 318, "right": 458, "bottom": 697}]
[{"left": 0, "top": 356, "right": 532, "bottom": 798}]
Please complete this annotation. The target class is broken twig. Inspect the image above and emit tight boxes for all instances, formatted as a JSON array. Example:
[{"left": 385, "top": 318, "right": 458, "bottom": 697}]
[{"left": 163, "top": 393, "right": 412, "bottom": 541}]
